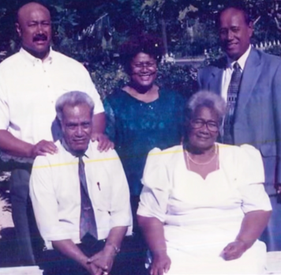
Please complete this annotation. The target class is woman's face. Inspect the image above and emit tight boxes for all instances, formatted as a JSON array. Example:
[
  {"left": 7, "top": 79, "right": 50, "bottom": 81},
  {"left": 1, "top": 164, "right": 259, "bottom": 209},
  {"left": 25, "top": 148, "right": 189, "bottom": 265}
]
[
  {"left": 188, "top": 106, "right": 220, "bottom": 151},
  {"left": 130, "top": 52, "right": 157, "bottom": 89}
]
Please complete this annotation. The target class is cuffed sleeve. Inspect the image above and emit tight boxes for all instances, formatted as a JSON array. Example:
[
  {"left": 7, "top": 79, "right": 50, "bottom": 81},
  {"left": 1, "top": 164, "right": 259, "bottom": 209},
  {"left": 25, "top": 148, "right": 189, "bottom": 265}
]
[
  {"left": 106, "top": 149, "right": 132, "bottom": 234},
  {"left": 30, "top": 156, "right": 76, "bottom": 249},
  {"left": 138, "top": 148, "right": 170, "bottom": 222},
  {"left": 237, "top": 144, "right": 272, "bottom": 213},
  {"left": 0, "top": 77, "right": 9, "bottom": 130}
]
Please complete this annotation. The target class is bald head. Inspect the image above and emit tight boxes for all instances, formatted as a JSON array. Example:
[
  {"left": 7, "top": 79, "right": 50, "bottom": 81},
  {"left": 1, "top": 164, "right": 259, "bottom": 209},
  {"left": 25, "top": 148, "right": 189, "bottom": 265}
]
[
  {"left": 17, "top": 2, "right": 50, "bottom": 23},
  {"left": 16, "top": 2, "right": 52, "bottom": 60}
]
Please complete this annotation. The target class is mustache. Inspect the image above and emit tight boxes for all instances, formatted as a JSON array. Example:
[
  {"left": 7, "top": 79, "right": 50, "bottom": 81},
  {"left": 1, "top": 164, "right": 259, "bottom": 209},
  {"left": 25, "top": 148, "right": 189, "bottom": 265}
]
[{"left": 33, "top": 34, "right": 47, "bottom": 42}]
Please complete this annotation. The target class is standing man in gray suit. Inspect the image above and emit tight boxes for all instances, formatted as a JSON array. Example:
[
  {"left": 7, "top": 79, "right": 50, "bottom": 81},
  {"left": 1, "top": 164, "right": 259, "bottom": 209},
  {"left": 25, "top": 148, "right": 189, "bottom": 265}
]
[{"left": 198, "top": 4, "right": 281, "bottom": 251}]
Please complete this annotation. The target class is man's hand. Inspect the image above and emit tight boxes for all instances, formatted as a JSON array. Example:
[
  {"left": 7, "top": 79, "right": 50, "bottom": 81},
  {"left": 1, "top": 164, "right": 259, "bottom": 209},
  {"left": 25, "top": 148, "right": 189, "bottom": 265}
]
[
  {"left": 91, "top": 133, "right": 114, "bottom": 152},
  {"left": 275, "top": 183, "right": 281, "bottom": 193},
  {"left": 275, "top": 183, "right": 281, "bottom": 203},
  {"left": 221, "top": 240, "right": 247, "bottom": 261},
  {"left": 30, "top": 140, "right": 58, "bottom": 158},
  {"left": 150, "top": 251, "right": 171, "bottom": 275},
  {"left": 86, "top": 245, "right": 115, "bottom": 275}
]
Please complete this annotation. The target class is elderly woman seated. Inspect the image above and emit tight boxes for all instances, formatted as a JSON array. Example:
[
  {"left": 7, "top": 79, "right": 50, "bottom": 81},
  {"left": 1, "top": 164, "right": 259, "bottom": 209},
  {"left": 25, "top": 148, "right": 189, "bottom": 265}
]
[{"left": 137, "top": 91, "right": 272, "bottom": 275}]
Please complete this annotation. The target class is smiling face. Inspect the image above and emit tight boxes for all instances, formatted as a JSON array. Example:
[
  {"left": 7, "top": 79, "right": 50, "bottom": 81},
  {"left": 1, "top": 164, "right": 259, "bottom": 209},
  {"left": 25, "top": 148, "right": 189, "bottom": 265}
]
[
  {"left": 16, "top": 3, "right": 52, "bottom": 60},
  {"left": 219, "top": 8, "right": 253, "bottom": 60},
  {"left": 130, "top": 52, "right": 157, "bottom": 90},
  {"left": 61, "top": 103, "right": 92, "bottom": 154},
  {"left": 188, "top": 106, "right": 219, "bottom": 152}
]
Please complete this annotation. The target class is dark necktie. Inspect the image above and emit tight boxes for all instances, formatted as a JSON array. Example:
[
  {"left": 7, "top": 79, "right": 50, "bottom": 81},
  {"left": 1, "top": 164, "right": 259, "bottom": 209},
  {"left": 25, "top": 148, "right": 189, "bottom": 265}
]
[
  {"left": 222, "top": 62, "right": 242, "bottom": 144},
  {"left": 78, "top": 156, "right": 97, "bottom": 240}
]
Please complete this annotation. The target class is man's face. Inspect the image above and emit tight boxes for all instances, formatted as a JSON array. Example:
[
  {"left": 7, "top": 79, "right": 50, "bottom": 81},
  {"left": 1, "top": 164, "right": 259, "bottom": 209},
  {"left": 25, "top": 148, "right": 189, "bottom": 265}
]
[
  {"left": 219, "top": 8, "right": 253, "bottom": 60},
  {"left": 16, "top": 3, "right": 52, "bottom": 60},
  {"left": 61, "top": 103, "right": 92, "bottom": 154}
]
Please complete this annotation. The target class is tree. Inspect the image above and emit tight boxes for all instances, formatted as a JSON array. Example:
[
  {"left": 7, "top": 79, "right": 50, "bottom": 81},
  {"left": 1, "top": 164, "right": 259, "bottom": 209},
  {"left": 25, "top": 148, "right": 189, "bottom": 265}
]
[{"left": 0, "top": 0, "right": 281, "bottom": 96}]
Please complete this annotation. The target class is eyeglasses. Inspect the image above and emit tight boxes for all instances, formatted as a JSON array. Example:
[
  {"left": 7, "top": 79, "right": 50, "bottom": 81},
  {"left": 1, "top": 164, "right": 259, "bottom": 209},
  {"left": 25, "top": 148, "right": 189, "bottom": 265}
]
[
  {"left": 132, "top": 62, "right": 156, "bottom": 69},
  {"left": 190, "top": 118, "right": 219, "bottom": 132}
]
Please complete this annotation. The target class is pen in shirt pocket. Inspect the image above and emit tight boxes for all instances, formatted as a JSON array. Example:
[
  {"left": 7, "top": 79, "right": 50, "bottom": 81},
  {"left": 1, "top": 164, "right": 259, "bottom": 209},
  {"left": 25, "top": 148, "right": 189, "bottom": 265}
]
[{"left": 97, "top": 182, "right": 101, "bottom": 191}]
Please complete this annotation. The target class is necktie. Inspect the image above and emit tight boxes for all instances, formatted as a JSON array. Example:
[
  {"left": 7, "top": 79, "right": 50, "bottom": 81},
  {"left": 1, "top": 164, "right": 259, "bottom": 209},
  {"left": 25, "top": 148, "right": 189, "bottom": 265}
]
[
  {"left": 222, "top": 62, "right": 242, "bottom": 144},
  {"left": 78, "top": 156, "right": 97, "bottom": 240}
]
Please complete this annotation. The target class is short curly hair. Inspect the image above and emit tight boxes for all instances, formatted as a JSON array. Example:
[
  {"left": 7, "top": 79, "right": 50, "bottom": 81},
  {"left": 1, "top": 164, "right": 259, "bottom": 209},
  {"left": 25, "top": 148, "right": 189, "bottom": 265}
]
[
  {"left": 186, "top": 91, "right": 226, "bottom": 121},
  {"left": 119, "top": 33, "right": 164, "bottom": 74}
]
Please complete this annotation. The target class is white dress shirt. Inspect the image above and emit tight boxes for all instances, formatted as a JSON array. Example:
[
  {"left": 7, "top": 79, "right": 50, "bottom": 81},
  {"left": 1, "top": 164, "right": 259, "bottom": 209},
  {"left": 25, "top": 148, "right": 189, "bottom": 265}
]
[
  {"left": 0, "top": 48, "right": 104, "bottom": 144},
  {"left": 221, "top": 45, "right": 251, "bottom": 101},
  {"left": 30, "top": 141, "right": 132, "bottom": 249}
]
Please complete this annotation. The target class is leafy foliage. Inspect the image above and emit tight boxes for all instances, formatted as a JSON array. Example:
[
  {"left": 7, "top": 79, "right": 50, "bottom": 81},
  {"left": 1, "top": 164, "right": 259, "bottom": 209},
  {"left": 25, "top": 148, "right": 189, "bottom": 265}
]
[
  {"left": 0, "top": 0, "right": 281, "bottom": 98},
  {"left": 90, "top": 61, "right": 128, "bottom": 99},
  {"left": 157, "top": 62, "right": 197, "bottom": 98}
]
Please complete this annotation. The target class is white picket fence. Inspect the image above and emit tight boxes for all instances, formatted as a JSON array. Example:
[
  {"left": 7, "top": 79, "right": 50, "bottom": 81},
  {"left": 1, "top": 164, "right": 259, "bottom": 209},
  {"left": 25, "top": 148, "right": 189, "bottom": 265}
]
[{"left": 163, "top": 39, "right": 281, "bottom": 66}]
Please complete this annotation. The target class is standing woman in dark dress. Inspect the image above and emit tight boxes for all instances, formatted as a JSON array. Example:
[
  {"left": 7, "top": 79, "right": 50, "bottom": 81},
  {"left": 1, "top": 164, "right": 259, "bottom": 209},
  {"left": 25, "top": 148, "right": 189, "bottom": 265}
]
[{"left": 103, "top": 34, "right": 184, "bottom": 273}]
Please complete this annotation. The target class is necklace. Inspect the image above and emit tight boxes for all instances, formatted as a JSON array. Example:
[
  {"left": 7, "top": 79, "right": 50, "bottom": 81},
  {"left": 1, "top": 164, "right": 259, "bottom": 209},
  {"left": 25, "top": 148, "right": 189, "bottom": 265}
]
[{"left": 186, "top": 144, "right": 218, "bottom": 166}]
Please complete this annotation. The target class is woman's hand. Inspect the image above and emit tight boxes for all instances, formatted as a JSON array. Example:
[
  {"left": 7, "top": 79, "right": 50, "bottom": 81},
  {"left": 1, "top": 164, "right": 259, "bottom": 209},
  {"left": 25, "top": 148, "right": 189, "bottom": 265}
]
[
  {"left": 221, "top": 210, "right": 271, "bottom": 261},
  {"left": 150, "top": 251, "right": 171, "bottom": 275},
  {"left": 221, "top": 240, "right": 247, "bottom": 261},
  {"left": 137, "top": 216, "right": 169, "bottom": 275}
]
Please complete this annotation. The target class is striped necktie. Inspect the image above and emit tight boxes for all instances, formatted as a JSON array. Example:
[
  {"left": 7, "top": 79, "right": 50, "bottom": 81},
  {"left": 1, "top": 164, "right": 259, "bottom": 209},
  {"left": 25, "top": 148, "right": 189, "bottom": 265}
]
[
  {"left": 222, "top": 62, "right": 242, "bottom": 144},
  {"left": 78, "top": 156, "right": 97, "bottom": 240}
]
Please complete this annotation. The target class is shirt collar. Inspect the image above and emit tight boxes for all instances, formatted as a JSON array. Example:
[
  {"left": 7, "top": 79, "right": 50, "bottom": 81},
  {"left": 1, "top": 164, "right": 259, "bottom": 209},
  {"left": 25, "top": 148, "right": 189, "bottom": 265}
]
[
  {"left": 19, "top": 47, "right": 53, "bottom": 66},
  {"left": 60, "top": 139, "right": 89, "bottom": 159},
  {"left": 226, "top": 45, "right": 251, "bottom": 70}
]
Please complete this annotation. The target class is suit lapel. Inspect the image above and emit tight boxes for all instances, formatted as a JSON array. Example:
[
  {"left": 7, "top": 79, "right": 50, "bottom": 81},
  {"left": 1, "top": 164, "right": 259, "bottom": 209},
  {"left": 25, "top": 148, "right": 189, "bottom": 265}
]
[
  {"left": 236, "top": 48, "right": 262, "bottom": 118},
  {"left": 208, "top": 67, "right": 223, "bottom": 95}
]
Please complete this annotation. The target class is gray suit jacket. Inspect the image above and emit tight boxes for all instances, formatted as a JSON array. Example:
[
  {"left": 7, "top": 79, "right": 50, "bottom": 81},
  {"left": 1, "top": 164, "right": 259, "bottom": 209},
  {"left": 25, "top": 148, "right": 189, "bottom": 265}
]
[{"left": 198, "top": 47, "right": 281, "bottom": 186}]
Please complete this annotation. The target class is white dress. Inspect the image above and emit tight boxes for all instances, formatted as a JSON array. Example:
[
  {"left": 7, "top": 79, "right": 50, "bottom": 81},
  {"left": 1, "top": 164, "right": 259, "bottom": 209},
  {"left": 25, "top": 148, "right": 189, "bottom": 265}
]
[{"left": 137, "top": 143, "right": 272, "bottom": 275}]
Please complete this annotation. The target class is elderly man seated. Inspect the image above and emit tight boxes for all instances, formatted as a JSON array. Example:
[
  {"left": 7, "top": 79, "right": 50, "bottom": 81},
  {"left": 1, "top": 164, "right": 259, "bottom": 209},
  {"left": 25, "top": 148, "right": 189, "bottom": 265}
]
[{"left": 30, "top": 91, "right": 132, "bottom": 275}]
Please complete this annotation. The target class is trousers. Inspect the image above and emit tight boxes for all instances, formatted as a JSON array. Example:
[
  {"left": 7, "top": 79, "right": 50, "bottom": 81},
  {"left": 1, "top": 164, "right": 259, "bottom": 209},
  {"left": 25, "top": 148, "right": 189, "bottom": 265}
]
[
  {"left": 10, "top": 168, "right": 42, "bottom": 265},
  {"left": 40, "top": 234, "right": 150, "bottom": 275}
]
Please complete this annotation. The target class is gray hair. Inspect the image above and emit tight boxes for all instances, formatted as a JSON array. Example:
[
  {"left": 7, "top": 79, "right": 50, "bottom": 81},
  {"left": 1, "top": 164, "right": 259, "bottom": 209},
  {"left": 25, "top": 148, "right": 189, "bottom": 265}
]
[
  {"left": 186, "top": 91, "right": 226, "bottom": 120},
  {"left": 55, "top": 91, "right": 95, "bottom": 121}
]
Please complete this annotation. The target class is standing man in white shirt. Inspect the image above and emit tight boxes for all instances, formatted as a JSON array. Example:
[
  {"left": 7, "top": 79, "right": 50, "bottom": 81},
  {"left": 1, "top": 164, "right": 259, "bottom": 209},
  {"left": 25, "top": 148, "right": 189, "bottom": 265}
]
[
  {"left": 198, "top": 4, "right": 281, "bottom": 251},
  {"left": 0, "top": 2, "right": 110, "bottom": 265},
  {"left": 30, "top": 91, "right": 132, "bottom": 275}
]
